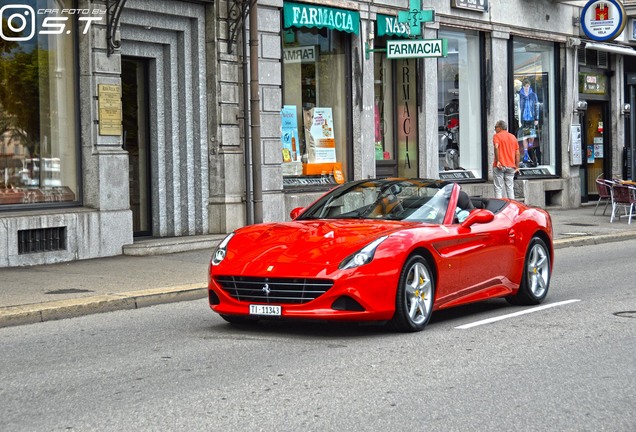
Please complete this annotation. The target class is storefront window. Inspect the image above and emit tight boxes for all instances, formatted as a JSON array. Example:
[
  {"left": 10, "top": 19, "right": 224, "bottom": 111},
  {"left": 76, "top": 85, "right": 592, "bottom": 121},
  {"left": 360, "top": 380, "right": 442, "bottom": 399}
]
[
  {"left": 511, "top": 38, "right": 557, "bottom": 177},
  {"left": 373, "top": 53, "right": 418, "bottom": 178},
  {"left": 374, "top": 52, "right": 394, "bottom": 163},
  {"left": 397, "top": 58, "right": 418, "bottom": 178},
  {"left": 0, "top": 0, "right": 78, "bottom": 206},
  {"left": 437, "top": 28, "right": 482, "bottom": 180},
  {"left": 373, "top": 14, "right": 418, "bottom": 178},
  {"left": 282, "top": 27, "right": 349, "bottom": 184}
]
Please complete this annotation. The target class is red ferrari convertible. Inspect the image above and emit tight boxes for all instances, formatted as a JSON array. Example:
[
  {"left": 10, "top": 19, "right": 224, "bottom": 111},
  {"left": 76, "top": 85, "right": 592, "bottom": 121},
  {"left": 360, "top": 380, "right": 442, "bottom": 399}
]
[{"left": 208, "top": 179, "right": 553, "bottom": 332}]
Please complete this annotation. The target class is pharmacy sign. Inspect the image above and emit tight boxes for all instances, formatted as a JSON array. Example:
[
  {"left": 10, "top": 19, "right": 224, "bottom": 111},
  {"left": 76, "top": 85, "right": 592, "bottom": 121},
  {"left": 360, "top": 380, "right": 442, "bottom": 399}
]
[{"left": 386, "top": 39, "right": 447, "bottom": 59}]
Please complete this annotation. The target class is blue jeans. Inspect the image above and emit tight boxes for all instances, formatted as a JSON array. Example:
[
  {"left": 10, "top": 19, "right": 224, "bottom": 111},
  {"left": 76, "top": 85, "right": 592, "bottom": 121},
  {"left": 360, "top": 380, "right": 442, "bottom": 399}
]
[{"left": 493, "top": 167, "right": 515, "bottom": 199}]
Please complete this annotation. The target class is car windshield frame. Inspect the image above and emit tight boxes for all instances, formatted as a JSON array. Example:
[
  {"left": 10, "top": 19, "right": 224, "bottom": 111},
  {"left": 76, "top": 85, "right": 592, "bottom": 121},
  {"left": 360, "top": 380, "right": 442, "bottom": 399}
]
[{"left": 296, "top": 179, "right": 453, "bottom": 224}]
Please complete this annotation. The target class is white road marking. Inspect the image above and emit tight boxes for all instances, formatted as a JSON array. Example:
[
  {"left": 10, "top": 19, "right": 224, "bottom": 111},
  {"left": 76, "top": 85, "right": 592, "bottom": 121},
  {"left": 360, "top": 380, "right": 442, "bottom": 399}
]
[{"left": 454, "top": 299, "right": 582, "bottom": 329}]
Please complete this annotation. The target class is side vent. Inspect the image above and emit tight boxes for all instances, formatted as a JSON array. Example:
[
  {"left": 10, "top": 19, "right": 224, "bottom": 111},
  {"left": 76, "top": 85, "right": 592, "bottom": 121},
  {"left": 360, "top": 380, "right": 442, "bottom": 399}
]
[
  {"left": 597, "top": 51, "right": 608, "bottom": 68},
  {"left": 580, "top": 44, "right": 609, "bottom": 69},
  {"left": 18, "top": 227, "right": 67, "bottom": 254},
  {"left": 586, "top": 48, "right": 598, "bottom": 67},
  {"left": 577, "top": 45, "right": 586, "bottom": 65}
]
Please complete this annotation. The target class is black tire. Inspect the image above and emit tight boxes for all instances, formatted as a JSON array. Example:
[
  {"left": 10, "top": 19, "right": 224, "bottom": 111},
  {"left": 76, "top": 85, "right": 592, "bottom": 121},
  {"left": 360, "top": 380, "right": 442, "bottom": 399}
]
[
  {"left": 389, "top": 255, "right": 435, "bottom": 332},
  {"left": 506, "top": 237, "right": 551, "bottom": 306}
]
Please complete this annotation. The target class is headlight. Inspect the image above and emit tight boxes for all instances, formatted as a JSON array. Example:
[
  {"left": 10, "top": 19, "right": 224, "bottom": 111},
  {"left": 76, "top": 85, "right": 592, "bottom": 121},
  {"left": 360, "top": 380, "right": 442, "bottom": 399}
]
[
  {"left": 339, "top": 236, "right": 388, "bottom": 270},
  {"left": 211, "top": 233, "right": 235, "bottom": 266}
]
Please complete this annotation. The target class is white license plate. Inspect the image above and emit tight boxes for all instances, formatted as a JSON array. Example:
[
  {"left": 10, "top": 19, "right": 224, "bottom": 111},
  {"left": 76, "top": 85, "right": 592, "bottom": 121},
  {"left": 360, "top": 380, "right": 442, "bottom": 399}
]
[{"left": 249, "top": 304, "right": 282, "bottom": 316}]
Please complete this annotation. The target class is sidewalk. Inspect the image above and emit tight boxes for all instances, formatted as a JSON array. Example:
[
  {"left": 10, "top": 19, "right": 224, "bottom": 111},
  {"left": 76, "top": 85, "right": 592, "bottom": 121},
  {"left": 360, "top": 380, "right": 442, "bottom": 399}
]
[{"left": 1, "top": 204, "right": 635, "bottom": 328}]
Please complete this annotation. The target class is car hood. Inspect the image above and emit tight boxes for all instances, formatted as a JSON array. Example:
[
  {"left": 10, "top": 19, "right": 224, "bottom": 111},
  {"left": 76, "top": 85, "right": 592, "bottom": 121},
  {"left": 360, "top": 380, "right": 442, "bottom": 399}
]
[{"left": 224, "top": 219, "right": 416, "bottom": 270}]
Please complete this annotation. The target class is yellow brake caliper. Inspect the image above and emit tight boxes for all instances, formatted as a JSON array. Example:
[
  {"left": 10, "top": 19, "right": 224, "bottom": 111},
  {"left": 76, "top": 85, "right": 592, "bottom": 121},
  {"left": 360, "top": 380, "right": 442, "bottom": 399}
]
[{"left": 417, "top": 275, "right": 426, "bottom": 300}]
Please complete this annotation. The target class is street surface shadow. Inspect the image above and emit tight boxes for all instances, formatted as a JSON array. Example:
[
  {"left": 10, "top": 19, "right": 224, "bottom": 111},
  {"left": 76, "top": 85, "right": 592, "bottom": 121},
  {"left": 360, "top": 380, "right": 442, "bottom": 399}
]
[
  {"left": 209, "top": 318, "right": 389, "bottom": 339},
  {"left": 429, "top": 299, "right": 511, "bottom": 324},
  {"left": 205, "top": 299, "right": 512, "bottom": 338}
]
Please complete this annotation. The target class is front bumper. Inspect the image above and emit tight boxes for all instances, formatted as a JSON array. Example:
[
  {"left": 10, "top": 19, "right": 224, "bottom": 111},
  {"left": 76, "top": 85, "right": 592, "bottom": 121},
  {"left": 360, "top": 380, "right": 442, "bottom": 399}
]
[{"left": 208, "top": 271, "right": 398, "bottom": 322}]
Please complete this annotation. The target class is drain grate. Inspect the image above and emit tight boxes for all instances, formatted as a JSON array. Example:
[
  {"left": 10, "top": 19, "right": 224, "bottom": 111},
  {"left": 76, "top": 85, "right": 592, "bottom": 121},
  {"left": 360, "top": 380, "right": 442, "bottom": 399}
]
[
  {"left": 565, "top": 223, "right": 597, "bottom": 227},
  {"left": 18, "top": 227, "right": 67, "bottom": 254}
]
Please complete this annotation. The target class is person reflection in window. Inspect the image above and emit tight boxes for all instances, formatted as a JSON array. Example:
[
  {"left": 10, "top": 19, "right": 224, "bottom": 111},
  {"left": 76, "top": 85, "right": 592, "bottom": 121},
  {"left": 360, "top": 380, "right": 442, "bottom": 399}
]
[
  {"left": 519, "top": 78, "right": 539, "bottom": 166},
  {"left": 513, "top": 79, "right": 522, "bottom": 129}
]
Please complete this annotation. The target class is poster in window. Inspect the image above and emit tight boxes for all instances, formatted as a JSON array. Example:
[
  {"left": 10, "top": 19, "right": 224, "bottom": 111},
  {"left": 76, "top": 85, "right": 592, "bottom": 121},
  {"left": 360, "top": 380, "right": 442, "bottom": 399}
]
[
  {"left": 587, "top": 145, "right": 595, "bottom": 163},
  {"left": 579, "top": 73, "right": 607, "bottom": 95},
  {"left": 280, "top": 106, "right": 300, "bottom": 163},
  {"left": 570, "top": 124, "right": 582, "bottom": 165},
  {"left": 593, "top": 137, "right": 604, "bottom": 158},
  {"left": 304, "top": 107, "right": 336, "bottom": 163}
]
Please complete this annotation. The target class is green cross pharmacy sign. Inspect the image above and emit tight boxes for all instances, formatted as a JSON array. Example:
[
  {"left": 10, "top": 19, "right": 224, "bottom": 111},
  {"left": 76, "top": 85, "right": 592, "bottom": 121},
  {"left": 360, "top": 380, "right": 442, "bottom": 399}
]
[
  {"left": 367, "top": 0, "right": 447, "bottom": 60},
  {"left": 397, "top": 0, "right": 435, "bottom": 37}
]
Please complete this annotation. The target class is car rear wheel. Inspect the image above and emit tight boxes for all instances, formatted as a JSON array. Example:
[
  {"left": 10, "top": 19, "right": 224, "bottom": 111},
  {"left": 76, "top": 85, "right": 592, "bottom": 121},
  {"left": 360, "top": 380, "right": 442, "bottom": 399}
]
[
  {"left": 389, "top": 255, "right": 435, "bottom": 332},
  {"left": 507, "top": 237, "right": 551, "bottom": 305}
]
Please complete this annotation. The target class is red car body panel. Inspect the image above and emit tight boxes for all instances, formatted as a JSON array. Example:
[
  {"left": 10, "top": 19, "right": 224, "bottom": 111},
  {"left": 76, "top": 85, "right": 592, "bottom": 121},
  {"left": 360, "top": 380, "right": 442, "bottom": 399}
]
[{"left": 208, "top": 180, "right": 553, "bottom": 323}]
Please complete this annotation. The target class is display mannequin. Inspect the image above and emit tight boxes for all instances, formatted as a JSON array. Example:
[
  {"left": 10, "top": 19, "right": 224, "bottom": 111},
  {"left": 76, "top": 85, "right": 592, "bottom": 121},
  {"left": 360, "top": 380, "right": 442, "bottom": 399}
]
[{"left": 518, "top": 78, "right": 539, "bottom": 166}]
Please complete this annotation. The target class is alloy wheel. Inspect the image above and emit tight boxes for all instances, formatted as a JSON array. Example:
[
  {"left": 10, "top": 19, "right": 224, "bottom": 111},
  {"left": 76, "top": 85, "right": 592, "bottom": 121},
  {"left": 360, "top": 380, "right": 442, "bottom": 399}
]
[
  {"left": 404, "top": 261, "right": 433, "bottom": 325},
  {"left": 526, "top": 242, "right": 549, "bottom": 298}
]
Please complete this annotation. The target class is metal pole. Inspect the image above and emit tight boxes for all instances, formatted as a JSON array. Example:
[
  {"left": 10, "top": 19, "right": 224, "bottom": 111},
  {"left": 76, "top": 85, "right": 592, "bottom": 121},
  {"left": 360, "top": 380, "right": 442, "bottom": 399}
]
[
  {"left": 250, "top": 1, "right": 263, "bottom": 223},
  {"left": 631, "top": 86, "right": 636, "bottom": 181},
  {"left": 242, "top": 7, "right": 253, "bottom": 225}
]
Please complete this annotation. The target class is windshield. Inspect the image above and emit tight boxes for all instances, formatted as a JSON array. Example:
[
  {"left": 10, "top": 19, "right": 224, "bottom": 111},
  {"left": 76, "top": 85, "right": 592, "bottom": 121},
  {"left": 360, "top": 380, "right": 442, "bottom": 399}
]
[{"left": 297, "top": 180, "right": 453, "bottom": 224}]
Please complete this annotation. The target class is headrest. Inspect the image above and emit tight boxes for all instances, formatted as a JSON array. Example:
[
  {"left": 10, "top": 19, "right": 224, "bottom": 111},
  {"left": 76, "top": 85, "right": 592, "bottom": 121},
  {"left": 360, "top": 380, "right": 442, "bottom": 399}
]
[{"left": 457, "top": 191, "right": 474, "bottom": 210}]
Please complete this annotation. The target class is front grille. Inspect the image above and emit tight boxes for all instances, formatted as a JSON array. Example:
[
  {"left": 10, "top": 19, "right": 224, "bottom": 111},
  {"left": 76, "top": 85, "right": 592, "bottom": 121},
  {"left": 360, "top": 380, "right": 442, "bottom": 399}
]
[{"left": 214, "top": 276, "right": 333, "bottom": 304}]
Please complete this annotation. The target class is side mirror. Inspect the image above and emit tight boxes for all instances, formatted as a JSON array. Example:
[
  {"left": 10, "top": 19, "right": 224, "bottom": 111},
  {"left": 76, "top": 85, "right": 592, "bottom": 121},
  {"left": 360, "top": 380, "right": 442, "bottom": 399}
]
[
  {"left": 290, "top": 207, "right": 305, "bottom": 220},
  {"left": 459, "top": 209, "right": 494, "bottom": 230}
]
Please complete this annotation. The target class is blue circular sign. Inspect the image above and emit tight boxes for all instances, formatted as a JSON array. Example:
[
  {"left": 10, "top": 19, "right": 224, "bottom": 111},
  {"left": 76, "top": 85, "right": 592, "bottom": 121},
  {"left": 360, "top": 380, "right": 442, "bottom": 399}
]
[{"left": 580, "top": 0, "right": 626, "bottom": 42}]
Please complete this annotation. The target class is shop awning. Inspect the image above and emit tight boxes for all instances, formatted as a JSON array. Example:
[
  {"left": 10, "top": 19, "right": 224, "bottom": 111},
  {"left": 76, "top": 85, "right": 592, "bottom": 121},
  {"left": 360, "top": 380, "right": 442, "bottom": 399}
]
[
  {"left": 585, "top": 42, "right": 636, "bottom": 56},
  {"left": 283, "top": 2, "right": 360, "bottom": 35}
]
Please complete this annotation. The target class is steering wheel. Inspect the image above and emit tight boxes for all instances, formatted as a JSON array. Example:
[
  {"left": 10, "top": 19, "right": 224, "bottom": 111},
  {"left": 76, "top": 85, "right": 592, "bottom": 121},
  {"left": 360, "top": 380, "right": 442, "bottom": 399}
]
[{"left": 389, "top": 202, "right": 404, "bottom": 215}]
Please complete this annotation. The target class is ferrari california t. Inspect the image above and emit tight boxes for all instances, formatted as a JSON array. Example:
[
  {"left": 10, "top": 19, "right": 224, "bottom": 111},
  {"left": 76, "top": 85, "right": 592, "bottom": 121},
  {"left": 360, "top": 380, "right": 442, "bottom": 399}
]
[{"left": 208, "top": 179, "right": 553, "bottom": 332}]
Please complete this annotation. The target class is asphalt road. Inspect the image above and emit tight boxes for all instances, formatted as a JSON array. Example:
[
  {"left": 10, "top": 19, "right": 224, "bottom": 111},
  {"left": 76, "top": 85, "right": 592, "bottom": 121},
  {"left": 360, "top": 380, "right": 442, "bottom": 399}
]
[{"left": 1, "top": 239, "right": 635, "bottom": 431}]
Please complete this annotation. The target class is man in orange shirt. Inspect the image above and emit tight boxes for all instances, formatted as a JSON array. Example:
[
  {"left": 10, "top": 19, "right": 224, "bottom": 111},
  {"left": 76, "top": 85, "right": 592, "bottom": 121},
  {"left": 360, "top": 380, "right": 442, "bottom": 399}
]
[{"left": 492, "top": 120, "right": 520, "bottom": 199}]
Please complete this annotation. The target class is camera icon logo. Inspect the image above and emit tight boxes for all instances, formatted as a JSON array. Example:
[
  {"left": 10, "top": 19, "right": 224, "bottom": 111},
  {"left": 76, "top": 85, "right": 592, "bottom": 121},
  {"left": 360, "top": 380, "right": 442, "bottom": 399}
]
[{"left": 0, "top": 4, "right": 36, "bottom": 41}]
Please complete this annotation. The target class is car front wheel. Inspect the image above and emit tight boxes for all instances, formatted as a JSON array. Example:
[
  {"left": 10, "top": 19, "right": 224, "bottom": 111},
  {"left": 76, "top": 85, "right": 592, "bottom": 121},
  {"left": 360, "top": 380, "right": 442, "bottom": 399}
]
[
  {"left": 389, "top": 255, "right": 435, "bottom": 332},
  {"left": 507, "top": 237, "right": 551, "bottom": 305}
]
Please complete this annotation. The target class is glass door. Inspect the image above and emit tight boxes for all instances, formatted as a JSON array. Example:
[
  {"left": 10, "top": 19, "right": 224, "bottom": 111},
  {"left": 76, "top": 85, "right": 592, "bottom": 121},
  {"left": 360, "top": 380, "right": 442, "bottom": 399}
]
[
  {"left": 581, "top": 101, "right": 609, "bottom": 202},
  {"left": 122, "top": 57, "right": 151, "bottom": 236}
]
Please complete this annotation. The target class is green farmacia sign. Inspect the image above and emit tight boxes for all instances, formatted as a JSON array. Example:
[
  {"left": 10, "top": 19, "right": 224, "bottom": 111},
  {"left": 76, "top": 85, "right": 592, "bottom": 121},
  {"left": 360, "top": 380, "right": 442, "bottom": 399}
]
[
  {"left": 283, "top": 2, "right": 360, "bottom": 35},
  {"left": 377, "top": 14, "right": 410, "bottom": 38}
]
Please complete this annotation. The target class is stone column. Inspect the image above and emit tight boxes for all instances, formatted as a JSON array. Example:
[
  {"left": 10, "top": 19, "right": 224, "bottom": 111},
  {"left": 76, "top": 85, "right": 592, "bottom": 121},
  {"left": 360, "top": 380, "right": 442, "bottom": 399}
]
[
  {"left": 79, "top": 0, "right": 132, "bottom": 255},
  {"left": 489, "top": 29, "right": 510, "bottom": 180},
  {"left": 353, "top": 15, "right": 377, "bottom": 180},
  {"left": 208, "top": 1, "right": 247, "bottom": 232},
  {"left": 420, "top": 22, "right": 440, "bottom": 179}
]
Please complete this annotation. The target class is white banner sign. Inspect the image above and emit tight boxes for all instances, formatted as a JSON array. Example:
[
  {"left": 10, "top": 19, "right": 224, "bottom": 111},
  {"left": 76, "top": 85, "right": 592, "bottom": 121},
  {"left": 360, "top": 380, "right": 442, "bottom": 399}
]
[{"left": 386, "top": 39, "right": 446, "bottom": 59}]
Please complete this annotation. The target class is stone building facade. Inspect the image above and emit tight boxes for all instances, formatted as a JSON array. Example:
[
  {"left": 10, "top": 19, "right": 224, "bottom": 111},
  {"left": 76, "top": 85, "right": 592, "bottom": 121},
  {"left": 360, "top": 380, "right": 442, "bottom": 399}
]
[{"left": 1, "top": 0, "right": 635, "bottom": 267}]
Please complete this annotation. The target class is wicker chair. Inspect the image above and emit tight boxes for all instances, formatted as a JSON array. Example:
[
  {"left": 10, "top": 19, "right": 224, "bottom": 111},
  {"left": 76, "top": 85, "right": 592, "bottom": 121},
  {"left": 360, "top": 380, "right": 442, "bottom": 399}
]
[
  {"left": 593, "top": 178, "right": 613, "bottom": 216},
  {"left": 609, "top": 183, "right": 636, "bottom": 224}
]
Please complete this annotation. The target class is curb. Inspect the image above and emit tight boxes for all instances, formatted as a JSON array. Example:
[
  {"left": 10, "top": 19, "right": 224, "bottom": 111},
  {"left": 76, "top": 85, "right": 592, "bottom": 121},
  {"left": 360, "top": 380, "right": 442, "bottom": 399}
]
[
  {"left": 553, "top": 230, "right": 636, "bottom": 249},
  {"left": 0, "top": 284, "right": 207, "bottom": 328},
  {"left": 122, "top": 234, "right": 226, "bottom": 256}
]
